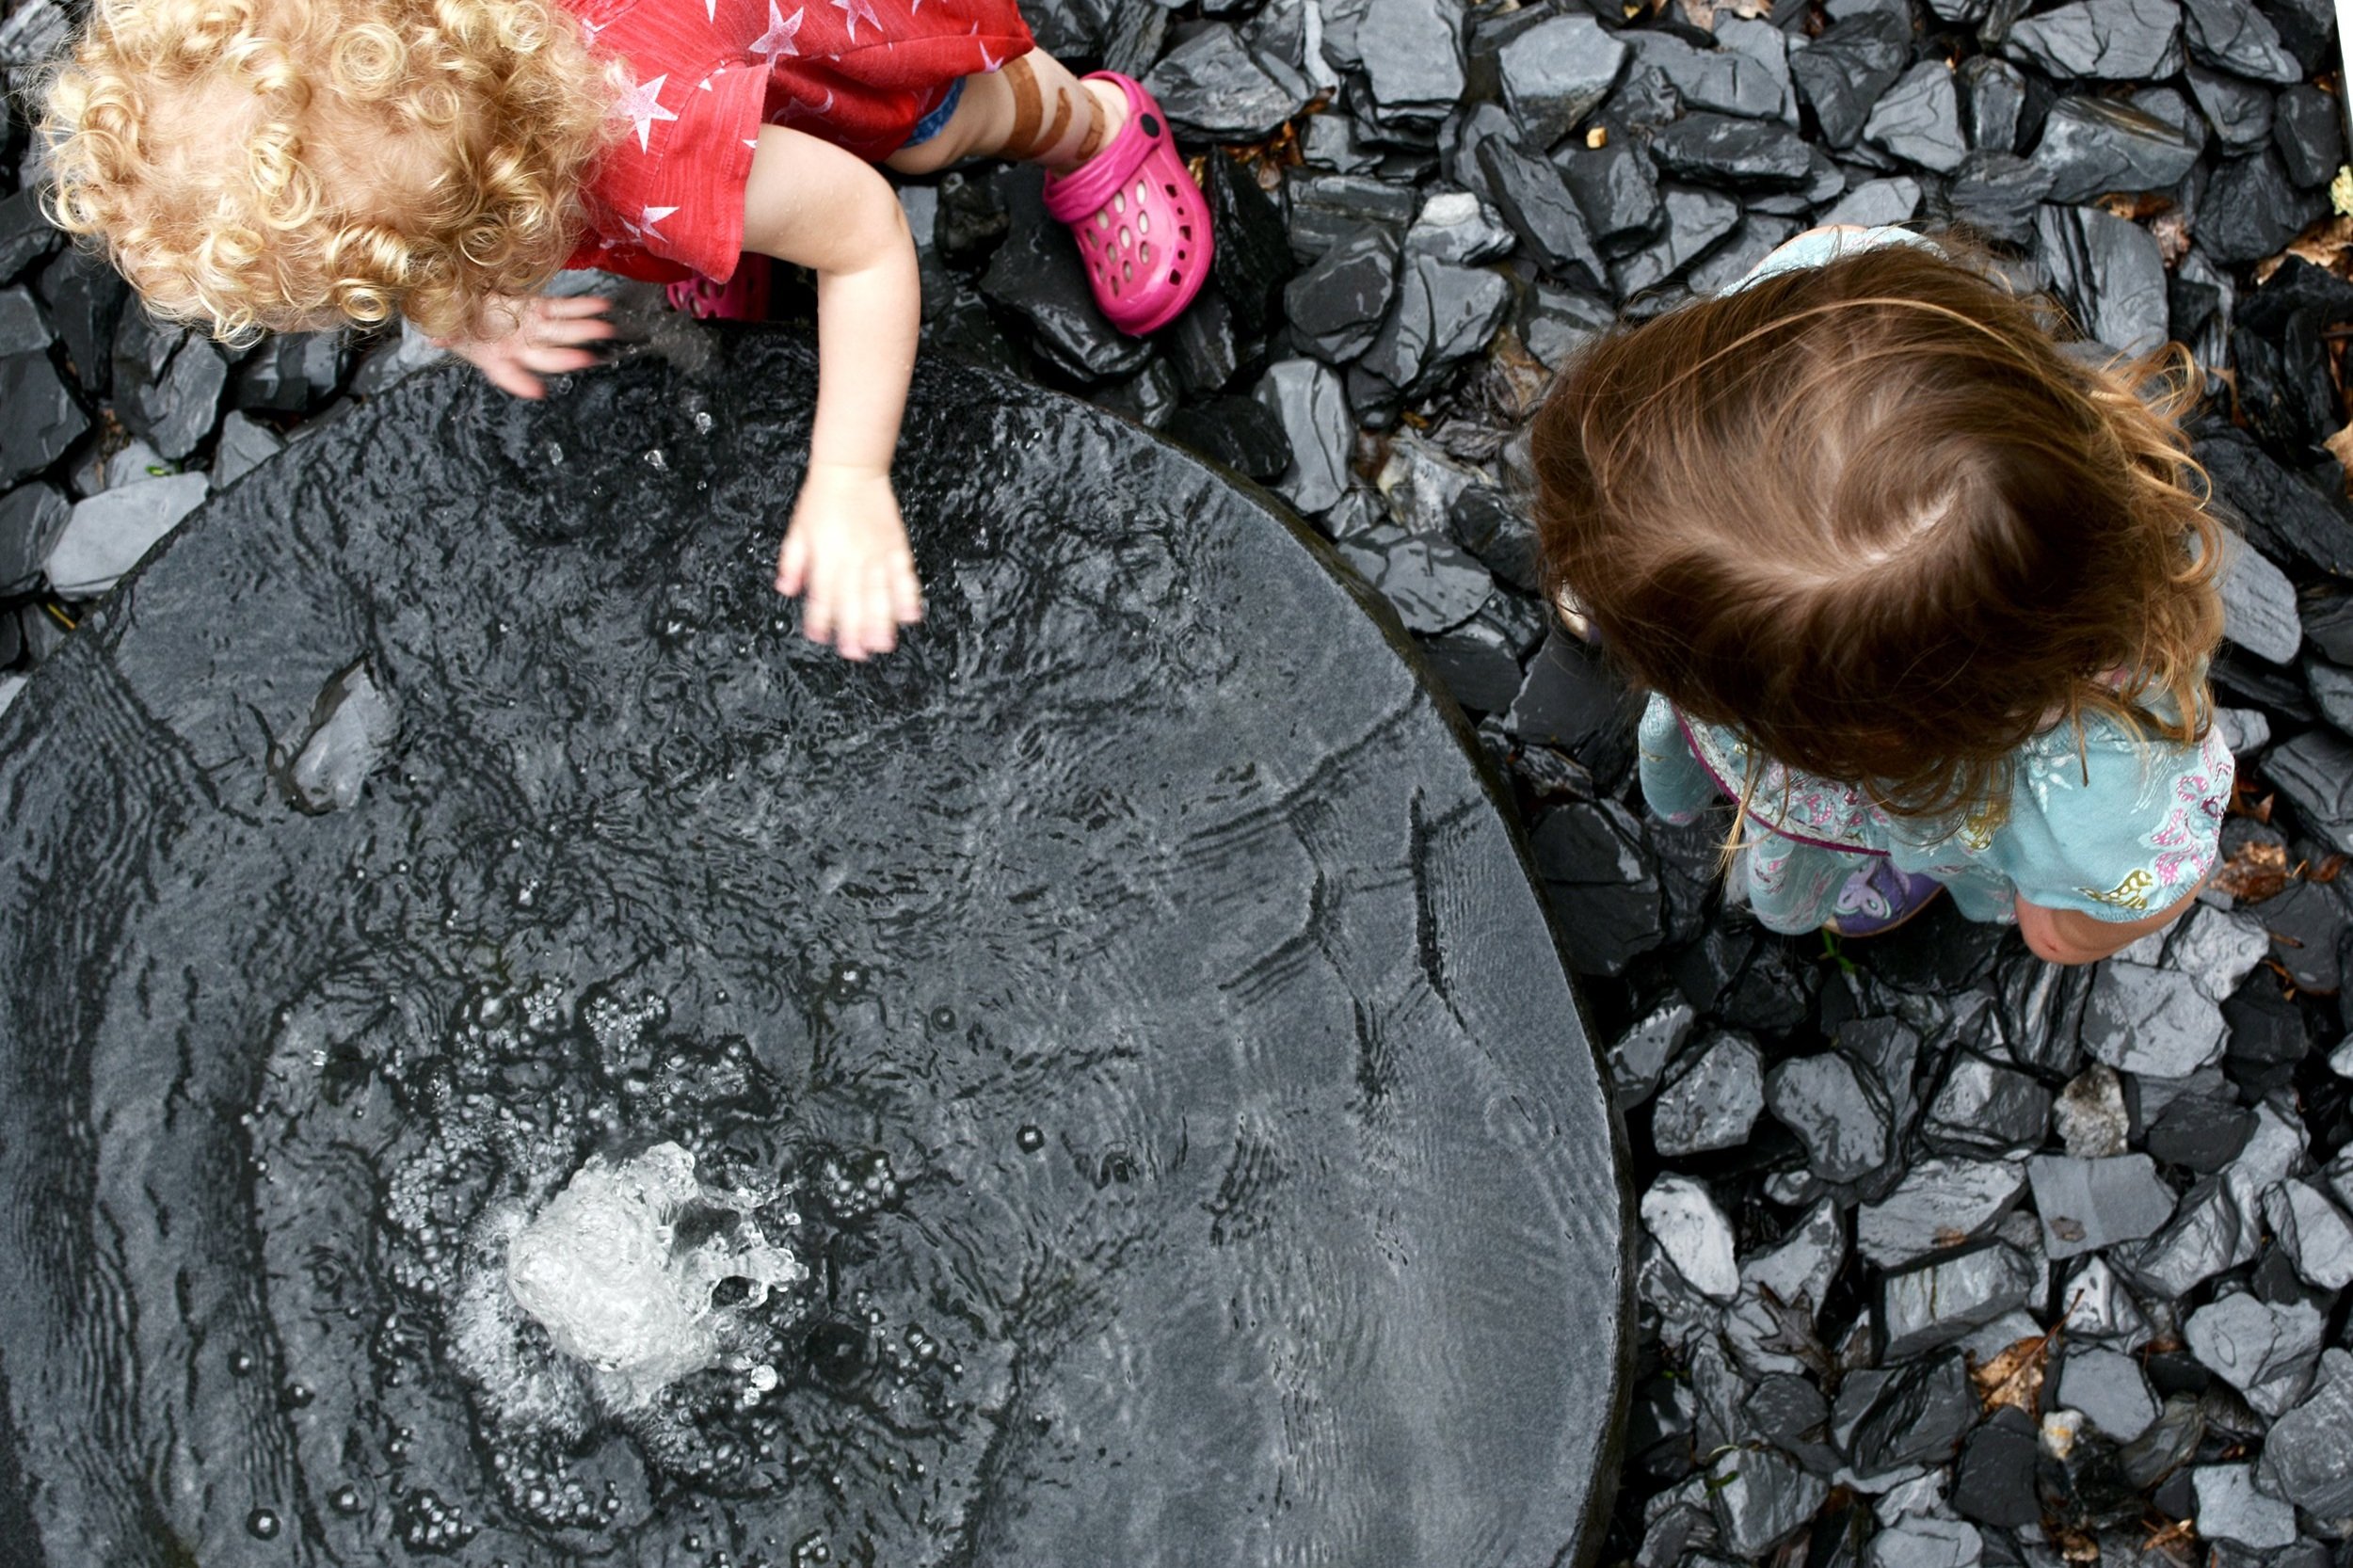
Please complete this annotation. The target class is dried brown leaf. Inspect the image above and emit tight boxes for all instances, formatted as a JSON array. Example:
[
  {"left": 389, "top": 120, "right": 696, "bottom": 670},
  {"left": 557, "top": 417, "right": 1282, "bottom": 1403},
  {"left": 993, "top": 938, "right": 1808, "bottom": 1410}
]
[
  {"left": 2213, "top": 840, "right": 2291, "bottom": 904},
  {"left": 2312, "top": 853, "right": 2349, "bottom": 885},
  {"left": 2327, "top": 421, "right": 2353, "bottom": 481},
  {"left": 1971, "top": 1332, "right": 2051, "bottom": 1416}
]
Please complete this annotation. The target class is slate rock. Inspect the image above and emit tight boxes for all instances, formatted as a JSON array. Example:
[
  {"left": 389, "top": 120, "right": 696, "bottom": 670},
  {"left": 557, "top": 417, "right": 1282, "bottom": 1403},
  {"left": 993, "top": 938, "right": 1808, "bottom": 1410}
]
[
  {"left": 1288, "top": 174, "right": 1416, "bottom": 262},
  {"left": 2031, "top": 1153, "right": 2180, "bottom": 1260},
  {"left": 1531, "top": 798, "right": 1668, "bottom": 978},
  {"left": 2184, "top": 1292, "right": 2326, "bottom": 1419},
  {"left": 2057, "top": 1255, "right": 2154, "bottom": 1348},
  {"left": 1864, "top": 1153, "right": 2033, "bottom": 1261},
  {"left": 1624, "top": 31, "right": 1786, "bottom": 123},
  {"left": 2166, "top": 904, "right": 2272, "bottom": 1002},
  {"left": 1357, "top": 249, "right": 1513, "bottom": 399},
  {"left": 2058, "top": 1345, "right": 2160, "bottom": 1441},
  {"left": 0, "top": 352, "right": 87, "bottom": 490},
  {"left": 1254, "top": 359, "right": 1352, "bottom": 516},
  {"left": 45, "top": 472, "right": 211, "bottom": 598},
  {"left": 0, "top": 191, "right": 62, "bottom": 284},
  {"left": 1883, "top": 1241, "right": 2039, "bottom": 1359},
  {"left": 1339, "top": 524, "right": 1493, "bottom": 634},
  {"left": 111, "top": 313, "right": 229, "bottom": 462},
  {"left": 1496, "top": 13, "right": 1626, "bottom": 150},
  {"left": 1609, "top": 186, "right": 1741, "bottom": 297},
  {"left": 1142, "top": 24, "right": 1305, "bottom": 141},
  {"left": 2055, "top": 1064, "right": 2131, "bottom": 1159},
  {"left": 1935, "top": 152, "right": 2057, "bottom": 247},
  {"left": 1557, "top": 144, "right": 1663, "bottom": 252},
  {"left": 1767, "top": 1052, "right": 1893, "bottom": 1182},
  {"left": 1789, "top": 11, "right": 1911, "bottom": 150},
  {"left": 1164, "top": 396, "right": 1291, "bottom": 482},
  {"left": 35, "top": 250, "right": 128, "bottom": 401},
  {"left": 1724, "top": 1201, "right": 1847, "bottom": 1379},
  {"left": 2006, "top": 0, "right": 2185, "bottom": 77},
  {"left": 1953, "top": 1408, "right": 2042, "bottom": 1528},
  {"left": 2031, "top": 97, "right": 2203, "bottom": 204},
  {"left": 1642, "top": 1175, "right": 1740, "bottom": 1301},
  {"left": 2146, "top": 1093, "right": 2256, "bottom": 1174},
  {"left": 1163, "top": 290, "right": 1240, "bottom": 397},
  {"left": 1608, "top": 1000, "right": 1695, "bottom": 1109},
  {"left": 0, "top": 481, "right": 71, "bottom": 594},
  {"left": 0, "top": 286, "right": 52, "bottom": 360},
  {"left": 2261, "top": 1180, "right": 2353, "bottom": 1289},
  {"left": 1709, "top": 1446, "right": 1826, "bottom": 1558},
  {"left": 978, "top": 169, "right": 1154, "bottom": 385},
  {"left": 1864, "top": 62, "right": 1970, "bottom": 174},
  {"left": 2186, "top": 65, "right": 2275, "bottom": 152},
  {"left": 1686, "top": 215, "right": 1802, "bottom": 297},
  {"left": 1476, "top": 138, "right": 1605, "bottom": 289},
  {"left": 2221, "top": 534, "right": 2297, "bottom": 664},
  {"left": 1449, "top": 485, "right": 1538, "bottom": 594},
  {"left": 2201, "top": 152, "right": 2328, "bottom": 266},
  {"left": 1845, "top": 1352, "right": 1980, "bottom": 1473},
  {"left": 1650, "top": 114, "right": 1815, "bottom": 191},
  {"left": 280, "top": 663, "right": 397, "bottom": 814},
  {"left": 232, "top": 331, "right": 346, "bottom": 415},
  {"left": 2256, "top": 1348, "right": 2353, "bottom": 1518},
  {"left": 2182, "top": 0, "right": 2301, "bottom": 79},
  {"left": 1205, "top": 153, "right": 1293, "bottom": 341},
  {"left": 1961, "top": 56, "right": 2028, "bottom": 152},
  {"left": 1865, "top": 1518, "right": 1983, "bottom": 1568},
  {"left": 1505, "top": 631, "right": 1638, "bottom": 782},
  {"left": 1923, "top": 1052, "right": 2052, "bottom": 1156},
  {"left": 2274, "top": 86, "right": 2345, "bottom": 190},
  {"left": 1356, "top": 0, "right": 1466, "bottom": 133},
  {"left": 2082, "top": 962, "right": 2228, "bottom": 1079},
  {"left": 212, "top": 412, "right": 284, "bottom": 491},
  {"left": 2212, "top": 706, "right": 2269, "bottom": 755},
  {"left": 1284, "top": 226, "right": 1401, "bottom": 364},
  {"left": 2194, "top": 1464, "right": 2298, "bottom": 1550},
  {"left": 2035, "top": 204, "right": 2168, "bottom": 359},
  {"left": 2197, "top": 425, "right": 2353, "bottom": 580},
  {"left": 1819, "top": 177, "right": 1925, "bottom": 230},
  {"left": 2267, "top": 730, "right": 2353, "bottom": 854},
  {"left": 1653, "top": 1032, "right": 1766, "bottom": 1156}
]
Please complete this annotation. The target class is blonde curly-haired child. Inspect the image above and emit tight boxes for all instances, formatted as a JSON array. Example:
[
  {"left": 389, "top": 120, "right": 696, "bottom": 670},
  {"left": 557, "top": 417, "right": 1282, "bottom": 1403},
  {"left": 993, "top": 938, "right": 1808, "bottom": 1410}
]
[{"left": 42, "top": 0, "right": 1212, "bottom": 658}]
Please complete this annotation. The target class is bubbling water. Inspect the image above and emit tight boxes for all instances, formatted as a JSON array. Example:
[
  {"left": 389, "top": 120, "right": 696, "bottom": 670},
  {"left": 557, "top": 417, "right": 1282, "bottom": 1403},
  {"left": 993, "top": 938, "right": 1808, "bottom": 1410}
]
[{"left": 503, "top": 1143, "right": 806, "bottom": 1411}]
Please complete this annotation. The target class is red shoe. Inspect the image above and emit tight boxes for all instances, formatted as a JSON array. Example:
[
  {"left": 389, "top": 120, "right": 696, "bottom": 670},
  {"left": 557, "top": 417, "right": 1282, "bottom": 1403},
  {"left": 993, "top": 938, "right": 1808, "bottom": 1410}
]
[
  {"left": 1041, "top": 72, "right": 1213, "bottom": 336},
  {"left": 665, "top": 257, "right": 772, "bottom": 320}
]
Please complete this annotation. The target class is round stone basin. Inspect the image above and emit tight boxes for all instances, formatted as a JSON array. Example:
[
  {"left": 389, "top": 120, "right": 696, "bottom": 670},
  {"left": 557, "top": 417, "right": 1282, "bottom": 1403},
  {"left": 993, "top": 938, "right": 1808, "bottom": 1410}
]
[{"left": 0, "top": 328, "right": 1627, "bottom": 1566}]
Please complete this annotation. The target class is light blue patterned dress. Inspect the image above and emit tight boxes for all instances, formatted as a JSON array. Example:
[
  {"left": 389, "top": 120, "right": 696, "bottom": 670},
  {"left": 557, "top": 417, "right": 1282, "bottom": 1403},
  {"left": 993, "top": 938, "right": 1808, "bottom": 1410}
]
[{"left": 1634, "top": 226, "right": 2236, "bottom": 934}]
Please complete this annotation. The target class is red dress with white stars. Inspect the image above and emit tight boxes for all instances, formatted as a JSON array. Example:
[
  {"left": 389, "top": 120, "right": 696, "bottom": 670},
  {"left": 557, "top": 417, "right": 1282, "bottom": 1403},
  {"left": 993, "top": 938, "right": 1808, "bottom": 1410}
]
[{"left": 558, "top": 0, "right": 1032, "bottom": 284}]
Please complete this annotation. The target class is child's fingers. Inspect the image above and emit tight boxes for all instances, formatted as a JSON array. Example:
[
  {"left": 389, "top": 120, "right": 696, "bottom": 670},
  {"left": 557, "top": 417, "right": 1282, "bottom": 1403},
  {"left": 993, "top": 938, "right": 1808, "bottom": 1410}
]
[
  {"left": 890, "top": 553, "right": 921, "bottom": 625},
  {"left": 802, "top": 565, "right": 837, "bottom": 648},
  {"left": 530, "top": 318, "right": 618, "bottom": 350},
  {"left": 865, "top": 567, "right": 899, "bottom": 652},
  {"left": 537, "top": 295, "right": 614, "bottom": 319},
  {"left": 517, "top": 345, "right": 604, "bottom": 376},
  {"left": 776, "top": 530, "right": 808, "bottom": 597},
  {"left": 483, "top": 358, "right": 547, "bottom": 399}
]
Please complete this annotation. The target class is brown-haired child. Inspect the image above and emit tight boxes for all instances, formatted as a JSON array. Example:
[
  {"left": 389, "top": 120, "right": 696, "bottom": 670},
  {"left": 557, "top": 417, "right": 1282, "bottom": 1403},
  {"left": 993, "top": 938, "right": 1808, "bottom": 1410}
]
[{"left": 1530, "top": 226, "right": 2233, "bottom": 967}]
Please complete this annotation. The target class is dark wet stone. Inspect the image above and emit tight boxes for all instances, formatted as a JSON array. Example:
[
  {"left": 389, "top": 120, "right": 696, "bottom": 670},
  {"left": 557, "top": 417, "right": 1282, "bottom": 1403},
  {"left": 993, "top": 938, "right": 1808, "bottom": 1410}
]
[
  {"left": 2059, "top": 1345, "right": 2159, "bottom": 1441},
  {"left": 2218, "top": 533, "right": 2302, "bottom": 663},
  {"left": 212, "top": 412, "right": 285, "bottom": 491},
  {"left": 1449, "top": 484, "right": 1537, "bottom": 593},
  {"left": 2185, "top": 66, "right": 2275, "bottom": 152},
  {"left": 2201, "top": 152, "right": 2329, "bottom": 266},
  {"left": 1923, "top": 1053, "right": 2052, "bottom": 1156},
  {"left": 1820, "top": 175, "right": 1925, "bottom": 228},
  {"left": 2006, "top": 0, "right": 2185, "bottom": 77},
  {"left": 1624, "top": 31, "right": 1787, "bottom": 122},
  {"left": 1790, "top": 12, "right": 1911, "bottom": 149},
  {"left": 1287, "top": 173, "right": 1417, "bottom": 261},
  {"left": 278, "top": 663, "right": 397, "bottom": 815},
  {"left": 1163, "top": 291, "right": 1240, "bottom": 398},
  {"left": 2194, "top": 1465, "right": 2298, "bottom": 1549},
  {"left": 1766, "top": 1052, "right": 1892, "bottom": 1183},
  {"left": 2257, "top": 1348, "right": 2353, "bottom": 1517},
  {"left": 2263, "top": 1181, "right": 2353, "bottom": 1289},
  {"left": 2145, "top": 1094, "right": 2255, "bottom": 1174},
  {"left": 2182, "top": 0, "right": 2301, "bottom": 79},
  {"left": 2185, "top": 1291, "right": 2326, "bottom": 1418},
  {"left": 1337, "top": 523, "right": 1494, "bottom": 634},
  {"left": 0, "top": 481, "right": 70, "bottom": 595},
  {"left": 1476, "top": 138, "right": 1605, "bottom": 289},
  {"left": 2233, "top": 313, "right": 2335, "bottom": 461},
  {"left": 2268, "top": 730, "right": 2353, "bottom": 853},
  {"left": 35, "top": 249, "right": 129, "bottom": 401},
  {"left": 1283, "top": 226, "right": 1401, "bottom": 364},
  {"left": 0, "top": 287, "right": 51, "bottom": 360},
  {"left": 1745, "top": 149, "right": 1846, "bottom": 218},
  {"left": 1092, "top": 357, "right": 1180, "bottom": 428},
  {"left": 45, "top": 473, "right": 211, "bottom": 599},
  {"left": 1858, "top": 1157, "right": 2029, "bottom": 1268},
  {"left": 0, "top": 191, "right": 62, "bottom": 285},
  {"left": 2244, "top": 878, "right": 2346, "bottom": 994},
  {"left": 1936, "top": 152, "right": 2056, "bottom": 247},
  {"left": 1954, "top": 1408, "right": 2041, "bottom": 1528},
  {"left": 1016, "top": 0, "right": 1164, "bottom": 76},
  {"left": 1142, "top": 24, "right": 1305, "bottom": 142},
  {"left": 2275, "top": 86, "right": 2345, "bottom": 189},
  {"left": 1505, "top": 631, "right": 1638, "bottom": 783},
  {"left": 2082, "top": 962, "right": 2227, "bottom": 1078},
  {"left": 1356, "top": 0, "right": 1466, "bottom": 134},
  {"left": 978, "top": 171, "right": 1155, "bottom": 385},
  {"left": 1162, "top": 396, "right": 1291, "bottom": 482},
  {"left": 1961, "top": 56, "right": 2028, "bottom": 152},
  {"left": 1688, "top": 216, "right": 1803, "bottom": 297},
  {"left": 1557, "top": 143, "right": 1663, "bottom": 251},
  {"left": 0, "top": 352, "right": 87, "bottom": 489},
  {"left": 1864, "top": 62, "right": 1970, "bottom": 173},
  {"left": 935, "top": 168, "right": 1012, "bottom": 269},
  {"left": 1253, "top": 359, "right": 1352, "bottom": 516},
  {"left": 1404, "top": 191, "right": 1516, "bottom": 266},
  {"left": 1356, "top": 248, "right": 1513, "bottom": 400},
  {"left": 1494, "top": 12, "right": 1626, "bottom": 149},
  {"left": 1532, "top": 799, "right": 1668, "bottom": 978},
  {"left": 1653, "top": 1032, "right": 1765, "bottom": 1155},
  {"left": 2031, "top": 97, "right": 2202, "bottom": 203},
  {"left": 1608, "top": 1000, "right": 1694, "bottom": 1111},
  {"left": 2027, "top": 1153, "right": 2178, "bottom": 1259},
  {"left": 1883, "top": 1241, "right": 2038, "bottom": 1359},
  {"left": 2310, "top": 595, "right": 2353, "bottom": 665},
  {"left": 2036, "top": 203, "right": 2169, "bottom": 358},
  {"left": 1844, "top": 1352, "right": 1977, "bottom": 1473},
  {"left": 1650, "top": 114, "right": 1815, "bottom": 191},
  {"left": 0, "top": 328, "right": 1627, "bottom": 1565},
  {"left": 233, "top": 332, "right": 348, "bottom": 416},
  {"left": 1709, "top": 1446, "right": 1825, "bottom": 1558},
  {"left": 1609, "top": 186, "right": 1741, "bottom": 298},
  {"left": 2197, "top": 424, "right": 2353, "bottom": 579},
  {"left": 1642, "top": 1174, "right": 1739, "bottom": 1300},
  {"left": 1422, "top": 609, "right": 1533, "bottom": 716}
]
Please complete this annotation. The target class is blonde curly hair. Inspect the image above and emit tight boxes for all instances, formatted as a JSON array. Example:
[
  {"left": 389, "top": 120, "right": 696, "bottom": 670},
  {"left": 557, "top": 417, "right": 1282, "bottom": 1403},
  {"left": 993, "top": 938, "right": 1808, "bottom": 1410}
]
[{"left": 40, "top": 0, "right": 616, "bottom": 342}]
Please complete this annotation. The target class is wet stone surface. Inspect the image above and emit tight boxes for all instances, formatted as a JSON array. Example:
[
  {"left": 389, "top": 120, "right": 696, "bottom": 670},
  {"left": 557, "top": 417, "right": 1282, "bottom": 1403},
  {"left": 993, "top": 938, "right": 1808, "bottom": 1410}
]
[{"left": 0, "top": 333, "right": 1625, "bottom": 1566}]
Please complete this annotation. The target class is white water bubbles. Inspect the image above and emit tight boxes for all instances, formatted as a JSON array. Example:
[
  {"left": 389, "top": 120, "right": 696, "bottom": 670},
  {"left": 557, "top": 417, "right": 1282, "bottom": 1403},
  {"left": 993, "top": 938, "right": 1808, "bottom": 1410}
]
[{"left": 501, "top": 1142, "right": 806, "bottom": 1411}]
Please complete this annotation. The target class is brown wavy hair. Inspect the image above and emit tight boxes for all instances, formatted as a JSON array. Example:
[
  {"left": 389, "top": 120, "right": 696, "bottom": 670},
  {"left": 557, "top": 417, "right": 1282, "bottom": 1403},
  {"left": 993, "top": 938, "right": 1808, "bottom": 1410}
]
[
  {"left": 40, "top": 0, "right": 616, "bottom": 342},
  {"left": 1530, "top": 235, "right": 2224, "bottom": 824}
]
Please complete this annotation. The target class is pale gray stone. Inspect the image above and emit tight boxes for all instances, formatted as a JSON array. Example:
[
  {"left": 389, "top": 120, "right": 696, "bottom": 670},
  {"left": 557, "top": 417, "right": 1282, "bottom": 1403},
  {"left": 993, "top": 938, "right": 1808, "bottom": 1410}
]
[
  {"left": 45, "top": 472, "right": 209, "bottom": 598},
  {"left": 1642, "top": 1175, "right": 1740, "bottom": 1301}
]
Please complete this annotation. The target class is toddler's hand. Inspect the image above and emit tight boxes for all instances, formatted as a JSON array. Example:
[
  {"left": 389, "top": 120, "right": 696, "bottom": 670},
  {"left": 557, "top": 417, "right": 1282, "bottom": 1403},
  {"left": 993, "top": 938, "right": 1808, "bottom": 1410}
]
[
  {"left": 438, "top": 294, "right": 616, "bottom": 399},
  {"left": 776, "top": 462, "right": 923, "bottom": 660}
]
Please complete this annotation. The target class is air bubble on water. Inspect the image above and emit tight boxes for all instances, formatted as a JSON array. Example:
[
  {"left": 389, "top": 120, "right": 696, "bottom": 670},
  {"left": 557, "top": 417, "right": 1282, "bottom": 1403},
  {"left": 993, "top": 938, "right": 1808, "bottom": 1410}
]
[
  {"left": 247, "top": 1508, "right": 280, "bottom": 1540},
  {"left": 546, "top": 441, "right": 565, "bottom": 466},
  {"left": 1016, "top": 1126, "right": 1044, "bottom": 1153},
  {"left": 645, "top": 449, "right": 667, "bottom": 470},
  {"left": 502, "top": 1143, "right": 807, "bottom": 1410},
  {"left": 694, "top": 411, "right": 714, "bottom": 435}
]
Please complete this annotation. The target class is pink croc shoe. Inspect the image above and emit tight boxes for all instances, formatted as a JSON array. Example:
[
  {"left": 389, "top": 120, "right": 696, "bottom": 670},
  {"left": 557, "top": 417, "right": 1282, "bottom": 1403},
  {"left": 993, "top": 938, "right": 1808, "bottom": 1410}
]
[
  {"left": 665, "top": 256, "right": 772, "bottom": 320},
  {"left": 1042, "top": 72, "right": 1213, "bottom": 336}
]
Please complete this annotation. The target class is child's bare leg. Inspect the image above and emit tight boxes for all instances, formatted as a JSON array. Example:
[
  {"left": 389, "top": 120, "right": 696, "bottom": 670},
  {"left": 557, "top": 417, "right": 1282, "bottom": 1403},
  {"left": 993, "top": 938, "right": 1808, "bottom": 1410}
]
[{"left": 885, "top": 54, "right": 1126, "bottom": 176}]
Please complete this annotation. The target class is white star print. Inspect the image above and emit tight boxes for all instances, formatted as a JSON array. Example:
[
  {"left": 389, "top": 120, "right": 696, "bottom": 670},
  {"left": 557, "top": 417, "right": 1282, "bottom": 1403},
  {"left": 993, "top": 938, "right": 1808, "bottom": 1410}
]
[
  {"left": 635, "top": 205, "right": 679, "bottom": 243},
  {"left": 612, "top": 72, "right": 678, "bottom": 152},
  {"left": 829, "top": 0, "right": 879, "bottom": 41},
  {"left": 749, "top": 0, "right": 804, "bottom": 59},
  {"left": 978, "top": 40, "right": 1000, "bottom": 70}
]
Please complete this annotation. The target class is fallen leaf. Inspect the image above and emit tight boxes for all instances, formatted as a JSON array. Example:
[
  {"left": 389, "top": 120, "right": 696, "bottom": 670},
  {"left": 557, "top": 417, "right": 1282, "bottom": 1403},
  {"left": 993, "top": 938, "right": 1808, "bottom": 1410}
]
[
  {"left": 2328, "top": 421, "right": 2353, "bottom": 481},
  {"left": 2312, "top": 853, "right": 2348, "bottom": 885},
  {"left": 2055, "top": 1526, "right": 2101, "bottom": 1563},
  {"left": 2213, "top": 840, "right": 2291, "bottom": 904},
  {"left": 1970, "top": 1331, "right": 2052, "bottom": 1417}
]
